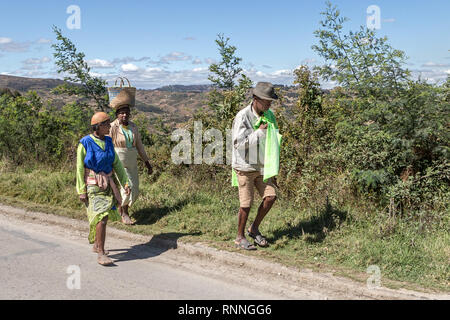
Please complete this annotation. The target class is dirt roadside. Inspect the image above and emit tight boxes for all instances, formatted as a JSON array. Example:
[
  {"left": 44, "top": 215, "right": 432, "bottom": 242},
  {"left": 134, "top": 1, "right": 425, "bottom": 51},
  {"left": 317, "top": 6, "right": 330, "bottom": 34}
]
[{"left": 0, "top": 203, "right": 448, "bottom": 300}]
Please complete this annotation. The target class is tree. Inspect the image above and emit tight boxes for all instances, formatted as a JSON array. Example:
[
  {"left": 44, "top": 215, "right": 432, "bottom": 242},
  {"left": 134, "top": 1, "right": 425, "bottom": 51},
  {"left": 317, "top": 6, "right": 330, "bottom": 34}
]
[
  {"left": 52, "top": 26, "right": 109, "bottom": 111},
  {"left": 208, "top": 34, "right": 247, "bottom": 90},
  {"left": 312, "top": 1, "right": 410, "bottom": 97},
  {"left": 206, "top": 34, "right": 252, "bottom": 129}
]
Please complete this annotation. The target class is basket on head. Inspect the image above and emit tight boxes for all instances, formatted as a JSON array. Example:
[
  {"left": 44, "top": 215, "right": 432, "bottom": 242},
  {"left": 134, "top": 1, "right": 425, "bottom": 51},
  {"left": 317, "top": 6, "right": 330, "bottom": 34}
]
[{"left": 108, "top": 77, "right": 136, "bottom": 110}]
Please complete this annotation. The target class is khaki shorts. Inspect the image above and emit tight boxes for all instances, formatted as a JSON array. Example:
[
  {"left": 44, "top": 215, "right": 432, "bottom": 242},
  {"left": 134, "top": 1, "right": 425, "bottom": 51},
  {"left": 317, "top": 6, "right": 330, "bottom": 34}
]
[{"left": 235, "top": 170, "right": 277, "bottom": 208}]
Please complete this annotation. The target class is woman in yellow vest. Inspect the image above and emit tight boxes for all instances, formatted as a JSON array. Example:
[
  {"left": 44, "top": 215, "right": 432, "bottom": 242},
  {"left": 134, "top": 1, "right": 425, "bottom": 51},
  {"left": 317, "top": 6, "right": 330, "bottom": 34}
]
[{"left": 109, "top": 90, "right": 153, "bottom": 225}]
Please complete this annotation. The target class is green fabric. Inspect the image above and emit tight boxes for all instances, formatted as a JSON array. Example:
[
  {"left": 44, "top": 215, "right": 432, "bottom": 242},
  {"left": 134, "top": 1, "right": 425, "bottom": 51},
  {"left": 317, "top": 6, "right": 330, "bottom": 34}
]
[
  {"left": 120, "top": 125, "right": 134, "bottom": 149},
  {"left": 86, "top": 185, "right": 121, "bottom": 244},
  {"left": 232, "top": 109, "right": 282, "bottom": 186}
]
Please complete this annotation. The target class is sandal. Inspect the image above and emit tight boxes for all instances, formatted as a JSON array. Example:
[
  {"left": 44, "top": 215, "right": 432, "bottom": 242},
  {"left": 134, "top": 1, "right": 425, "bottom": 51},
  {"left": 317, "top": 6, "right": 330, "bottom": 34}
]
[
  {"left": 234, "top": 238, "right": 257, "bottom": 251},
  {"left": 247, "top": 230, "right": 269, "bottom": 247}
]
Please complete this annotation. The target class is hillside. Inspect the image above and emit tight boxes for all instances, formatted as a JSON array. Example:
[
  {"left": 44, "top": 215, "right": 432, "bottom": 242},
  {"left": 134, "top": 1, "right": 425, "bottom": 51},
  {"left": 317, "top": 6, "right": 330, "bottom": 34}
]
[{"left": 0, "top": 75, "right": 299, "bottom": 128}]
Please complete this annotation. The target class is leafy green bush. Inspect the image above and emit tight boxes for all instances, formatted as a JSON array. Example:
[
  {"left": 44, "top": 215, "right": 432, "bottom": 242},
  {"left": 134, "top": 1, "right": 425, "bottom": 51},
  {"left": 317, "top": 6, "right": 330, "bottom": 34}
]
[{"left": 0, "top": 92, "right": 90, "bottom": 165}]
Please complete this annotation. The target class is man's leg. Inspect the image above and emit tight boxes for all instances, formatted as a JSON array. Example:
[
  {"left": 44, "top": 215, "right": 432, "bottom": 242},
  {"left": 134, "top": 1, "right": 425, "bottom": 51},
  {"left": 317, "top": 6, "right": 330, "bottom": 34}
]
[
  {"left": 237, "top": 207, "right": 251, "bottom": 241},
  {"left": 248, "top": 176, "right": 277, "bottom": 246},
  {"left": 235, "top": 171, "right": 257, "bottom": 249},
  {"left": 250, "top": 195, "right": 276, "bottom": 234}
]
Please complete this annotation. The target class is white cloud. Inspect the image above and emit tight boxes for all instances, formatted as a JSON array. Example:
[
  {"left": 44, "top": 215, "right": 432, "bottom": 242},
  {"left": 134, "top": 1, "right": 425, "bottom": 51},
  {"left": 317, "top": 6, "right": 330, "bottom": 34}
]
[
  {"left": 121, "top": 63, "right": 139, "bottom": 72},
  {"left": 411, "top": 68, "right": 449, "bottom": 84},
  {"left": 36, "top": 38, "right": 52, "bottom": 44},
  {"left": 160, "top": 52, "right": 192, "bottom": 63},
  {"left": 22, "top": 57, "right": 51, "bottom": 65},
  {"left": 273, "top": 69, "right": 291, "bottom": 76},
  {"left": 243, "top": 68, "right": 294, "bottom": 85},
  {"left": 88, "top": 59, "right": 114, "bottom": 68},
  {"left": 89, "top": 71, "right": 110, "bottom": 78},
  {"left": 301, "top": 58, "right": 317, "bottom": 65},
  {"left": 112, "top": 56, "right": 152, "bottom": 64},
  {"left": 192, "top": 67, "right": 207, "bottom": 72},
  {"left": 0, "top": 37, "right": 12, "bottom": 44},
  {"left": 421, "top": 61, "right": 450, "bottom": 68},
  {"left": 204, "top": 58, "right": 217, "bottom": 65},
  {"left": 0, "top": 39, "right": 31, "bottom": 52}
]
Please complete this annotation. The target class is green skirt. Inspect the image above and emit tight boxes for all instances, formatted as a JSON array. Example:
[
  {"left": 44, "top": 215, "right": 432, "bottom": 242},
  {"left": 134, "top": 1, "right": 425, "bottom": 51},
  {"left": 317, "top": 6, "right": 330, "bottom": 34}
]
[{"left": 86, "top": 184, "right": 121, "bottom": 244}]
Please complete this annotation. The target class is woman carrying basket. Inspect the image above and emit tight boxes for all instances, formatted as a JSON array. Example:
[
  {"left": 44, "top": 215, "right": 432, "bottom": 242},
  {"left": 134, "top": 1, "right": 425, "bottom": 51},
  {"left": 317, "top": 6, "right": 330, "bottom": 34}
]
[
  {"left": 108, "top": 77, "right": 153, "bottom": 225},
  {"left": 76, "top": 112, "right": 130, "bottom": 266}
]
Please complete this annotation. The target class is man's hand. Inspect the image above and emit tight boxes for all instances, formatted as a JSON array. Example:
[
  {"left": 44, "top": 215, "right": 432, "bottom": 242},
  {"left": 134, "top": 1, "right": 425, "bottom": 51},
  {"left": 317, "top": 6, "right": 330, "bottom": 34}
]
[
  {"left": 145, "top": 161, "right": 153, "bottom": 175},
  {"left": 259, "top": 123, "right": 268, "bottom": 130},
  {"left": 79, "top": 193, "right": 88, "bottom": 203}
]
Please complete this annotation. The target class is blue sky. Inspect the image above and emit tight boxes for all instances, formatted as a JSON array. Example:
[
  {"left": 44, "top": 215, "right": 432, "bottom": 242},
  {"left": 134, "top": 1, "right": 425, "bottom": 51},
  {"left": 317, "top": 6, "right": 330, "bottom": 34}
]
[{"left": 1, "top": 0, "right": 449, "bottom": 89}]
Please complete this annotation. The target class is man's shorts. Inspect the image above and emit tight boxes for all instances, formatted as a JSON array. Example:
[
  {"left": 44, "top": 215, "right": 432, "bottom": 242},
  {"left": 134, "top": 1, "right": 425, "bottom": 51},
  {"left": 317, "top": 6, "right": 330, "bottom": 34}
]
[{"left": 235, "top": 170, "right": 277, "bottom": 208}]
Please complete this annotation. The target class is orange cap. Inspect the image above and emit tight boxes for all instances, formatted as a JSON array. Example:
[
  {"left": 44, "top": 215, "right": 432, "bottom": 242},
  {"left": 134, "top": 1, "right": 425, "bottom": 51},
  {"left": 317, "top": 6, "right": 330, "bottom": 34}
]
[{"left": 91, "top": 112, "right": 110, "bottom": 125}]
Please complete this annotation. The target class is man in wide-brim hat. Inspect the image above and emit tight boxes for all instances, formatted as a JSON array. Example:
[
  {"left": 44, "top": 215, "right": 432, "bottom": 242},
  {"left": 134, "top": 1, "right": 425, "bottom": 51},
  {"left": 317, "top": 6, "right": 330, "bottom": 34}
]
[
  {"left": 231, "top": 82, "right": 279, "bottom": 250},
  {"left": 109, "top": 88, "right": 153, "bottom": 225}
]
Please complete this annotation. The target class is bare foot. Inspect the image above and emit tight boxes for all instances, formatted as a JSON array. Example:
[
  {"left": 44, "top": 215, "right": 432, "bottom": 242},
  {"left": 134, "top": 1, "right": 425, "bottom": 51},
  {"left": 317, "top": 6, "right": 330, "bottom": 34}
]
[
  {"left": 92, "top": 245, "right": 109, "bottom": 255},
  {"left": 121, "top": 213, "right": 135, "bottom": 225},
  {"left": 97, "top": 253, "right": 113, "bottom": 266},
  {"left": 120, "top": 206, "right": 135, "bottom": 225}
]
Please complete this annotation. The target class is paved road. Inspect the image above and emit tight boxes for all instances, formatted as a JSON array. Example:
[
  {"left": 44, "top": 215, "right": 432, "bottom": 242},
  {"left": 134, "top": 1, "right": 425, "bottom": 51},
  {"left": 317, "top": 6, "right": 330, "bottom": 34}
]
[
  {"left": 1, "top": 205, "right": 448, "bottom": 300},
  {"left": 0, "top": 215, "right": 282, "bottom": 300}
]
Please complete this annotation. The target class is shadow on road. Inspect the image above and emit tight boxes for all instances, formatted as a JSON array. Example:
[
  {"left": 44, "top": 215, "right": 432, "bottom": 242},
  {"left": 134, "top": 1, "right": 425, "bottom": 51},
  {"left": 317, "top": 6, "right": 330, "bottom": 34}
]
[{"left": 108, "top": 232, "right": 200, "bottom": 263}]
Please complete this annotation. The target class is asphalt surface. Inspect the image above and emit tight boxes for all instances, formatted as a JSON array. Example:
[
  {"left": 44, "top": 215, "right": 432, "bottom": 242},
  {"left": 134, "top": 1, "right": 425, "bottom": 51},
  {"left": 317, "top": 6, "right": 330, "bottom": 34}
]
[
  {"left": 1, "top": 204, "right": 448, "bottom": 300},
  {"left": 0, "top": 216, "right": 283, "bottom": 300}
]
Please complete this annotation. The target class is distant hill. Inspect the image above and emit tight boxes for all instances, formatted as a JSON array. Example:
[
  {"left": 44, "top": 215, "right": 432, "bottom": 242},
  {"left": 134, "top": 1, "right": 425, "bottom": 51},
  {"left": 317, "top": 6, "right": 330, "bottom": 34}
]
[
  {"left": 0, "top": 75, "right": 66, "bottom": 92},
  {"left": 0, "top": 75, "right": 300, "bottom": 128},
  {"left": 155, "top": 84, "right": 212, "bottom": 93}
]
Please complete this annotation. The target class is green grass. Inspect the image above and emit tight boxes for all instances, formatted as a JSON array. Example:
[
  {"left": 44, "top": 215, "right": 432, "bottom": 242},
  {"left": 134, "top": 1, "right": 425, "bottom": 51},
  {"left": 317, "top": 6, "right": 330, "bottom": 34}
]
[{"left": 0, "top": 162, "right": 448, "bottom": 292}]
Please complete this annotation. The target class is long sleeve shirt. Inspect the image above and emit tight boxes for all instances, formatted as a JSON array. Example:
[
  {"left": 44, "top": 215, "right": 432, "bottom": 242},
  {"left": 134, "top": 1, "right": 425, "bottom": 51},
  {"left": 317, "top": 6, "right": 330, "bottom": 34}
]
[
  {"left": 232, "top": 103, "right": 267, "bottom": 173},
  {"left": 76, "top": 134, "right": 129, "bottom": 195},
  {"left": 109, "top": 119, "right": 150, "bottom": 163}
]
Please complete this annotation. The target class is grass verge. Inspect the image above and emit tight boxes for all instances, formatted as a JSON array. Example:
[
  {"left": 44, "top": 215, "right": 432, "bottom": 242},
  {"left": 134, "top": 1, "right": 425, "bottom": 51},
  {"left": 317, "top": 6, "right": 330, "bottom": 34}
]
[{"left": 0, "top": 162, "right": 448, "bottom": 292}]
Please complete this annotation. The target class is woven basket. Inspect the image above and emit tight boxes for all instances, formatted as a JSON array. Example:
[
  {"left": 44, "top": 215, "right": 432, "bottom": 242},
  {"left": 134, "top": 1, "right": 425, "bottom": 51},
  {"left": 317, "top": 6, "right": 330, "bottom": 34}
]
[{"left": 108, "top": 77, "right": 136, "bottom": 110}]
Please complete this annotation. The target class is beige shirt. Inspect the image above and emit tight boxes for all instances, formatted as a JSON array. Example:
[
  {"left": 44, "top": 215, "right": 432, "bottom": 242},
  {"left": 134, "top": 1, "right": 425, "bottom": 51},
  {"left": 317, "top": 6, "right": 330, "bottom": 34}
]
[{"left": 109, "top": 119, "right": 150, "bottom": 163}]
